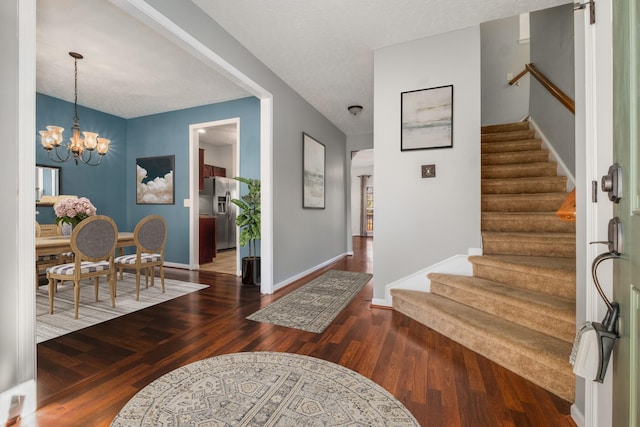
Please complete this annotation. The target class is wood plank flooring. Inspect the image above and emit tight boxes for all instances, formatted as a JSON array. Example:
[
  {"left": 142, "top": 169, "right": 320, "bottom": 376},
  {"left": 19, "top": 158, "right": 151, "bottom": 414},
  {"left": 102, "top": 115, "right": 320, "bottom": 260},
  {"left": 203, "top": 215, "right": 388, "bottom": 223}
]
[{"left": 31, "top": 237, "right": 576, "bottom": 426}]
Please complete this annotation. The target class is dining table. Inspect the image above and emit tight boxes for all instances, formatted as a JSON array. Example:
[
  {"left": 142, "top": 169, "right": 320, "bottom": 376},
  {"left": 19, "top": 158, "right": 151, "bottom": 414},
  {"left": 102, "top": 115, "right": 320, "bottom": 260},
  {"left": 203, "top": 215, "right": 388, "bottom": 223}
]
[{"left": 36, "top": 232, "right": 135, "bottom": 257}]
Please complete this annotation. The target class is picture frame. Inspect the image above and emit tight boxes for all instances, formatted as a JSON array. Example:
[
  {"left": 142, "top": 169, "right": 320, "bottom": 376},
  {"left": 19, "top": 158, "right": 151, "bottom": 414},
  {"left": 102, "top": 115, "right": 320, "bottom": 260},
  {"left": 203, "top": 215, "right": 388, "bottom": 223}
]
[
  {"left": 136, "top": 155, "right": 175, "bottom": 205},
  {"left": 401, "top": 84, "right": 453, "bottom": 151},
  {"left": 302, "top": 133, "right": 325, "bottom": 209}
]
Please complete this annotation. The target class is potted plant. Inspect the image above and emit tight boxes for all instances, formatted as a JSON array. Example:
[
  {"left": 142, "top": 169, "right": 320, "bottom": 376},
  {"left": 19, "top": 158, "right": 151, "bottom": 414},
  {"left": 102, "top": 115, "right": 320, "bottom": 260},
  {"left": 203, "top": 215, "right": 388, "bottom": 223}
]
[{"left": 231, "top": 177, "right": 261, "bottom": 286}]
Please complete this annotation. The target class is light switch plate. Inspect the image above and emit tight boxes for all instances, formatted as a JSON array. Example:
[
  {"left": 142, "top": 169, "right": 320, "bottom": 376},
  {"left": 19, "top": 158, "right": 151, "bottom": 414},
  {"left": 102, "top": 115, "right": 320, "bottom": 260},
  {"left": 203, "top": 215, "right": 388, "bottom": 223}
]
[{"left": 421, "top": 164, "right": 436, "bottom": 178}]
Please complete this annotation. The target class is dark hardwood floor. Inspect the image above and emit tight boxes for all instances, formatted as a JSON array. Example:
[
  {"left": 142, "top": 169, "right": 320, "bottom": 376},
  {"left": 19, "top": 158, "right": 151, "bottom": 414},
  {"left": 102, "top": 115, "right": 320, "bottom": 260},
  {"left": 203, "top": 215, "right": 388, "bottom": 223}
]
[{"left": 31, "top": 237, "right": 576, "bottom": 426}]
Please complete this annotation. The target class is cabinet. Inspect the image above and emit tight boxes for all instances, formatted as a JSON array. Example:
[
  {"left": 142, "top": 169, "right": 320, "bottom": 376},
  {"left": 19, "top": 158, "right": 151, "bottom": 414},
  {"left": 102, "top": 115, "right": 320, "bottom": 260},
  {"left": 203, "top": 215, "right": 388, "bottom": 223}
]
[
  {"left": 199, "top": 217, "right": 216, "bottom": 264},
  {"left": 199, "top": 149, "right": 227, "bottom": 192}
]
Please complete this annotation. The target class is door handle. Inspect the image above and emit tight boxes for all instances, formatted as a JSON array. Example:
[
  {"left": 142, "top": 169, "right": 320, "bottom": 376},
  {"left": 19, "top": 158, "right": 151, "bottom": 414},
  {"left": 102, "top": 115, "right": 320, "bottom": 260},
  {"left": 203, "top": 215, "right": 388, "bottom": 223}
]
[{"left": 601, "top": 163, "right": 622, "bottom": 203}]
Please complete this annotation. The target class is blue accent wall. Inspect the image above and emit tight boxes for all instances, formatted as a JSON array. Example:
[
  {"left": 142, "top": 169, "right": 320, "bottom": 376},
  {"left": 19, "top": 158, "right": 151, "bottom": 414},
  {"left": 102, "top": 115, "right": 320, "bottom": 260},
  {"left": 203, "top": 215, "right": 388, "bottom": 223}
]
[
  {"left": 126, "top": 97, "right": 260, "bottom": 264},
  {"left": 37, "top": 94, "right": 260, "bottom": 265},
  {"left": 36, "top": 93, "right": 128, "bottom": 229}
]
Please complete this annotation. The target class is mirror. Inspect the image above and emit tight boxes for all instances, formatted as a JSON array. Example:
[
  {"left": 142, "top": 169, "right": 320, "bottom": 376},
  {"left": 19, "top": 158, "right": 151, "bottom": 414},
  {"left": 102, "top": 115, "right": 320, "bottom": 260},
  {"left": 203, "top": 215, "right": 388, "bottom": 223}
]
[{"left": 36, "top": 164, "right": 60, "bottom": 204}]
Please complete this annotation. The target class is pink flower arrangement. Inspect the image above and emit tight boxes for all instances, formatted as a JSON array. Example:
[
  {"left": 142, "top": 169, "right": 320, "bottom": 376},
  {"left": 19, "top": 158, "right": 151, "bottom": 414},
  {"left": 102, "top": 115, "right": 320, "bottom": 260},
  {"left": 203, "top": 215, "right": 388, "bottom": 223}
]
[{"left": 54, "top": 197, "right": 97, "bottom": 227}]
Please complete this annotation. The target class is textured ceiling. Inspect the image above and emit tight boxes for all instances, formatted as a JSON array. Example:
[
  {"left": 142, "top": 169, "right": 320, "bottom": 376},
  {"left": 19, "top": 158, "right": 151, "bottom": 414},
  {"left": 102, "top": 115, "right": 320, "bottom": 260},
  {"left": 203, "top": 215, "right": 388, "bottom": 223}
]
[{"left": 36, "top": 0, "right": 569, "bottom": 136}]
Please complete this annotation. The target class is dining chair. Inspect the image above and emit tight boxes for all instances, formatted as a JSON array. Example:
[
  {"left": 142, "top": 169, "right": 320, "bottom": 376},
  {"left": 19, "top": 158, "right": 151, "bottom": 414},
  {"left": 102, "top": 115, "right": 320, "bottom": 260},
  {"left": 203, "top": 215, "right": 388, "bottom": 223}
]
[
  {"left": 35, "top": 221, "right": 62, "bottom": 290},
  {"left": 114, "top": 215, "right": 166, "bottom": 301},
  {"left": 46, "top": 215, "right": 118, "bottom": 319}
]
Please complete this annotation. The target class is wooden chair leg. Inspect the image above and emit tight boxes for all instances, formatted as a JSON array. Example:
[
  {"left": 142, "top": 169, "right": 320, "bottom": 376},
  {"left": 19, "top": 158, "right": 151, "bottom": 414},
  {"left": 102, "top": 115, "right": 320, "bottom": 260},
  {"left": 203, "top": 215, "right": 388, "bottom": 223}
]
[
  {"left": 109, "top": 273, "right": 116, "bottom": 308},
  {"left": 135, "top": 270, "right": 141, "bottom": 301},
  {"left": 48, "top": 277, "right": 55, "bottom": 314},
  {"left": 160, "top": 265, "right": 165, "bottom": 293},
  {"left": 73, "top": 280, "right": 81, "bottom": 319},
  {"left": 94, "top": 276, "right": 100, "bottom": 302}
]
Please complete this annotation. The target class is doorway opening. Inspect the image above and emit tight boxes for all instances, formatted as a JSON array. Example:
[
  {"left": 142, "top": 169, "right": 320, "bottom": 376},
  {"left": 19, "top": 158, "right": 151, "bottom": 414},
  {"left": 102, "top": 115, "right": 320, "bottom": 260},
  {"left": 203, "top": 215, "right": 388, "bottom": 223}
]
[{"left": 194, "top": 119, "right": 240, "bottom": 277}]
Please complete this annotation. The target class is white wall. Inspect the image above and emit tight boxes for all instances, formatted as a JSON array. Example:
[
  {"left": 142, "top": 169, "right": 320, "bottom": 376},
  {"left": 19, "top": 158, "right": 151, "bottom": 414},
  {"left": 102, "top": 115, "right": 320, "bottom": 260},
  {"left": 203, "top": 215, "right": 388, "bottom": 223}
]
[
  {"left": 372, "top": 26, "right": 482, "bottom": 300},
  {"left": 1, "top": 0, "right": 37, "bottom": 422},
  {"left": 480, "top": 15, "right": 530, "bottom": 125}
]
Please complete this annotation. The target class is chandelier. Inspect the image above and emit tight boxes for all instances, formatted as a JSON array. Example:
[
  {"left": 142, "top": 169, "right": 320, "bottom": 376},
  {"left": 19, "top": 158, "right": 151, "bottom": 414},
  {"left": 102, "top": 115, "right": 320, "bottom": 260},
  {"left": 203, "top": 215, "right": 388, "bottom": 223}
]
[{"left": 39, "top": 52, "right": 110, "bottom": 166}]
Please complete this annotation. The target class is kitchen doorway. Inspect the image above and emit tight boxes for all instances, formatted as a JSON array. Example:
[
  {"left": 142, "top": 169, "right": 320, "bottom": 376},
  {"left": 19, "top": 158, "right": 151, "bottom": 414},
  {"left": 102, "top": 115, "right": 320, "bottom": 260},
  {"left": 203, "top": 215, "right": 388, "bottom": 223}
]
[{"left": 195, "top": 119, "right": 240, "bottom": 276}]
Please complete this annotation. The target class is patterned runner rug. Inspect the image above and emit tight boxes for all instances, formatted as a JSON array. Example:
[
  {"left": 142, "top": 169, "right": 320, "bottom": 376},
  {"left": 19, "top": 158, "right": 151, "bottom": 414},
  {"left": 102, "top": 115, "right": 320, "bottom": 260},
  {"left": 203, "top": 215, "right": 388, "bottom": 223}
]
[
  {"left": 246, "top": 269, "right": 372, "bottom": 333},
  {"left": 36, "top": 273, "right": 208, "bottom": 343},
  {"left": 111, "top": 352, "right": 419, "bottom": 426}
]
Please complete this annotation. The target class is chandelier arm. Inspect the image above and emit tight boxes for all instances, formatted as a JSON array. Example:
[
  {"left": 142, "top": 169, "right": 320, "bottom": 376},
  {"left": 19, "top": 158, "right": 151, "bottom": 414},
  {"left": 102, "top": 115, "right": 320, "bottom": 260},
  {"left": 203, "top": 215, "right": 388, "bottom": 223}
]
[{"left": 48, "top": 145, "right": 72, "bottom": 163}]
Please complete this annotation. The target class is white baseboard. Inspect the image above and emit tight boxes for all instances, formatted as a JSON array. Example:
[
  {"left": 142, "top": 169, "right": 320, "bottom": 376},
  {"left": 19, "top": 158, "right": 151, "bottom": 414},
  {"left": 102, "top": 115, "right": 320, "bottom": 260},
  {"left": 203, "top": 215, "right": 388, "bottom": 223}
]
[
  {"left": 376, "top": 251, "right": 477, "bottom": 307},
  {"left": 272, "top": 252, "right": 349, "bottom": 293},
  {"left": 164, "top": 261, "right": 194, "bottom": 270},
  {"left": 571, "top": 403, "right": 585, "bottom": 427},
  {"left": 528, "top": 117, "right": 575, "bottom": 190},
  {"left": 0, "top": 380, "right": 36, "bottom": 425}
]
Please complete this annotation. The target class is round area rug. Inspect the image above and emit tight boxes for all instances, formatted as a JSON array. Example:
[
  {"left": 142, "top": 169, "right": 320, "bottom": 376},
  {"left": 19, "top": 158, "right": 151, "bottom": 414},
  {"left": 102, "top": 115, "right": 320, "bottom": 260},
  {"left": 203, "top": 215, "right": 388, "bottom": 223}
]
[{"left": 111, "top": 352, "right": 419, "bottom": 426}]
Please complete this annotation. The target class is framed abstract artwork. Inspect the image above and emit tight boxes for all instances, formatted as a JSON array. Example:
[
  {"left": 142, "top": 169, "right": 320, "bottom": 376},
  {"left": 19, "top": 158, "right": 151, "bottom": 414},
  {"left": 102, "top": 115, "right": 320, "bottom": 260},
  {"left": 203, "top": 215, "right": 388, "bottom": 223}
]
[
  {"left": 302, "top": 133, "right": 325, "bottom": 209},
  {"left": 136, "top": 155, "right": 175, "bottom": 205},
  {"left": 401, "top": 84, "right": 453, "bottom": 151}
]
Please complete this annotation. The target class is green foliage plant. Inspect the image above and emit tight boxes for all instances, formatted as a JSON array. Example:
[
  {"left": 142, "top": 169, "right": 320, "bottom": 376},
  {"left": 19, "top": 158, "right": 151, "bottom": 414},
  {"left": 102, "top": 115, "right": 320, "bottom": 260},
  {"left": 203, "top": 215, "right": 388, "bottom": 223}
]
[{"left": 230, "top": 177, "right": 261, "bottom": 259}]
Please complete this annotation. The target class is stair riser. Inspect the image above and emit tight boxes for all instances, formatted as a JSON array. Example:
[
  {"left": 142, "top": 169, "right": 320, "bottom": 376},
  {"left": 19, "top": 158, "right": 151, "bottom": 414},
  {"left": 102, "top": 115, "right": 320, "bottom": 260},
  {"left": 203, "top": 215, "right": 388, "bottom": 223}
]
[
  {"left": 482, "top": 217, "right": 576, "bottom": 233},
  {"left": 482, "top": 179, "right": 566, "bottom": 194},
  {"left": 482, "top": 239, "right": 576, "bottom": 258},
  {"left": 429, "top": 281, "right": 575, "bottom": 343},
  {"left": 392, "top": 294, "right": 575, "bottom": 402},
  {"left": 481, "top": 140, "right": 542, "bottom": 154},
  {"left": 472, "top": 264, "right": 575, "bottom": 299},
  {"left": 482, "top": 151, "right": 549, "bottom": 165},
  {"left": 481, "top": 130, "right": 536, "bottom": 143},
  {"left": 482, "top": 195, "right": 566, "bottom": 212},
  {"left": 481, "top": 122, "right": 531, "bottom": 134},
  {"left": 481, "top": 164, "right": 557, "bottom": 179}
]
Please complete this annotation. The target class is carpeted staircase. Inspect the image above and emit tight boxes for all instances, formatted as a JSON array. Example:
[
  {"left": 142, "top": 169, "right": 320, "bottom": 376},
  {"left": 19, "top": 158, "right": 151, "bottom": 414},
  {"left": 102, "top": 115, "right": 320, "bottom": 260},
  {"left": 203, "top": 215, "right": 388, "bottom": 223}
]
[{"left": 391, "top": 121, "right": 576, "bottom": 402}]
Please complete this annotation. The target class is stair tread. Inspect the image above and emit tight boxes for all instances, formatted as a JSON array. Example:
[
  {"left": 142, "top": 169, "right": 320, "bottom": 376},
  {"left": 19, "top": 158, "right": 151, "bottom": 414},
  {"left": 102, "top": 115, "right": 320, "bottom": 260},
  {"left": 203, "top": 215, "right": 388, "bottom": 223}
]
[
  {"left": 469, "top": 255, "right": 575, "bottom": 279},
  {"left": 427, "top": 273, "right": 575, "bottom": 320},
  {"left": 482, "top": 231, "right": 575, "bottom": 238},
  {"left": 391, "top": 290, "right": 572, "bottom": 362},
  {"left": 391, "top": 290, "right": 575, "bottom": 401}
]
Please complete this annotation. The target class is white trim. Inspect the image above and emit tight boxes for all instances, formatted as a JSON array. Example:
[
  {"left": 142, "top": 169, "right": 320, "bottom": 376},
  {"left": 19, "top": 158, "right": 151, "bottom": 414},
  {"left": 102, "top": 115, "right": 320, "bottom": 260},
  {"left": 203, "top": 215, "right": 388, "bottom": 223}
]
[
  {"left": 189, "top": 118, "right": 241, "bottom": 275},
  {"left": 0, "top": 381, "right": 36, "bottom": 425},
  {"left": 272, "top": 252, "right": 349, "bottom": 293},
  {"left": 571, "top": 404, "right": 586, "bottom": 427},
  {"left": 377, "top": 253, "right": 476, "bottom": 307},
  {"left": 109, "top": 0, "right": 274, "bottom": 292},
  {"left": 15, "top": 0, "right": 37, "bottom": 421},
  {"left": 528, "top": 117, "right": 576, "bottom": 189}
]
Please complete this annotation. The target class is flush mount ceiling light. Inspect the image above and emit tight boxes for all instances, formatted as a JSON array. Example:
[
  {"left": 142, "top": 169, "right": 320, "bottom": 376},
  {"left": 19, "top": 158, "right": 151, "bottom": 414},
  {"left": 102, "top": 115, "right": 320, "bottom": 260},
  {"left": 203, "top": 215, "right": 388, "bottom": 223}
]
[
  {"left": 348, "top": 105, "right": 363, "bottom": 116},
  {"left": 39, "top": 52, "right": 110, "bottom": 166}
]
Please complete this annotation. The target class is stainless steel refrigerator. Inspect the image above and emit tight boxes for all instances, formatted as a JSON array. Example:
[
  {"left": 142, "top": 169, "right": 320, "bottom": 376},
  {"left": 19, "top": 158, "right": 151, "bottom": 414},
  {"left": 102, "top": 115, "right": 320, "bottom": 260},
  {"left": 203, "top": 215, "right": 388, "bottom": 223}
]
[{"left": 201, "top": 177, "right": 237, "bottom": 251}]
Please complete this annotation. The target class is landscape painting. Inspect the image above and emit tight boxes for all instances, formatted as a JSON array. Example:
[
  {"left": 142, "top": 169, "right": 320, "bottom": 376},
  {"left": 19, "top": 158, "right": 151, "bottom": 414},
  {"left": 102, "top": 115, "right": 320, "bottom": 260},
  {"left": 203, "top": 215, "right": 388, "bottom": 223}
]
[
  {"left": 401, "top": 85, "right": 453, "bottom": 151},
  {"left": 303, "top": 133, "right": 325, "bottom": 209}
]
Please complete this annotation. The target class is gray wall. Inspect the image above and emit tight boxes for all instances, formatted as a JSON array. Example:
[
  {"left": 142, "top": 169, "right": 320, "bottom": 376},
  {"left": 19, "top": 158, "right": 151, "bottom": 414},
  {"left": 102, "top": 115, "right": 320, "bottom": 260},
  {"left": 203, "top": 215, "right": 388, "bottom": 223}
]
[
  {"left": 373, "top": 26, "right": 482, "bottom": 301},
  {"left": 481, "top": 15, "right": 530, "bottom": 125},
  {"left": 144, "top": 0, "right": 347, "bottom": 286},
  {"left": 530, "top": 4, "right": 575, "bottom": 175}
]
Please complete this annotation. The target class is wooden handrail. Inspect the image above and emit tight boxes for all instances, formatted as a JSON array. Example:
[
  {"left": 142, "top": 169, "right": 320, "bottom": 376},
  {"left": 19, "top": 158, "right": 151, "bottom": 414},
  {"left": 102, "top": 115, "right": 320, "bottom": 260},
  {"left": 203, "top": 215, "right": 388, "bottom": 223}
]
[{"left": 508, "top": 63, "right": 575, "bottom": 115}]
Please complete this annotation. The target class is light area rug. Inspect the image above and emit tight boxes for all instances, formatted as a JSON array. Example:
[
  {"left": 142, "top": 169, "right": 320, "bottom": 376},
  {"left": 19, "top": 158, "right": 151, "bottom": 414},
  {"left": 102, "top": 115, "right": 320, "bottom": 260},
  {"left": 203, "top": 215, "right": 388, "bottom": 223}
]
[
  {"left": 36, "top": 273, "right": 208, "bottom": 343},
  {"left": 110, "top": 351, "right": 419, "bottom": 426},
  {"left": 246, "top": 269, "right": 373, "bottom": 333}
]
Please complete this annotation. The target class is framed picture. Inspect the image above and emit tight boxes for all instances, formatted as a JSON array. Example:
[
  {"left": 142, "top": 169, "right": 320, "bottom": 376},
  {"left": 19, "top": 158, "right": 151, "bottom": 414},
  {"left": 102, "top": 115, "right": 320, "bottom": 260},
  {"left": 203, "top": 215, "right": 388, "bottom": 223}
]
[
  {"left": 303, "top": 133, "right": 325, "bottom": 209},
  {"left": 401, "top": 84, "right": 453, "bottom": 151},
  {"left": 136, "top": 155, "right": 175, "bottom": 205}
]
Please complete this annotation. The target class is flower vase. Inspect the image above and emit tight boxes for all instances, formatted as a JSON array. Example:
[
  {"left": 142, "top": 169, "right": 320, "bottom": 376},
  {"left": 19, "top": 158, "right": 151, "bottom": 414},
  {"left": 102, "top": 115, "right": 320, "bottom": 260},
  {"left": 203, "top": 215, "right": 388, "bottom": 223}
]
[{"left": 61, "top": 222, "right": 73, "bottom": 236}]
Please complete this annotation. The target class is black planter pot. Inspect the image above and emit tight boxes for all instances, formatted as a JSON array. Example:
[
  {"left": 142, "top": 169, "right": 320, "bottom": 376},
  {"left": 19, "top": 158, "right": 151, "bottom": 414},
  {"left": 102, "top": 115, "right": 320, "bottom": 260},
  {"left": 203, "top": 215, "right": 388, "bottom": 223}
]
[{"left": 241, "top": 256, "right": 261, "bottom": 286}]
